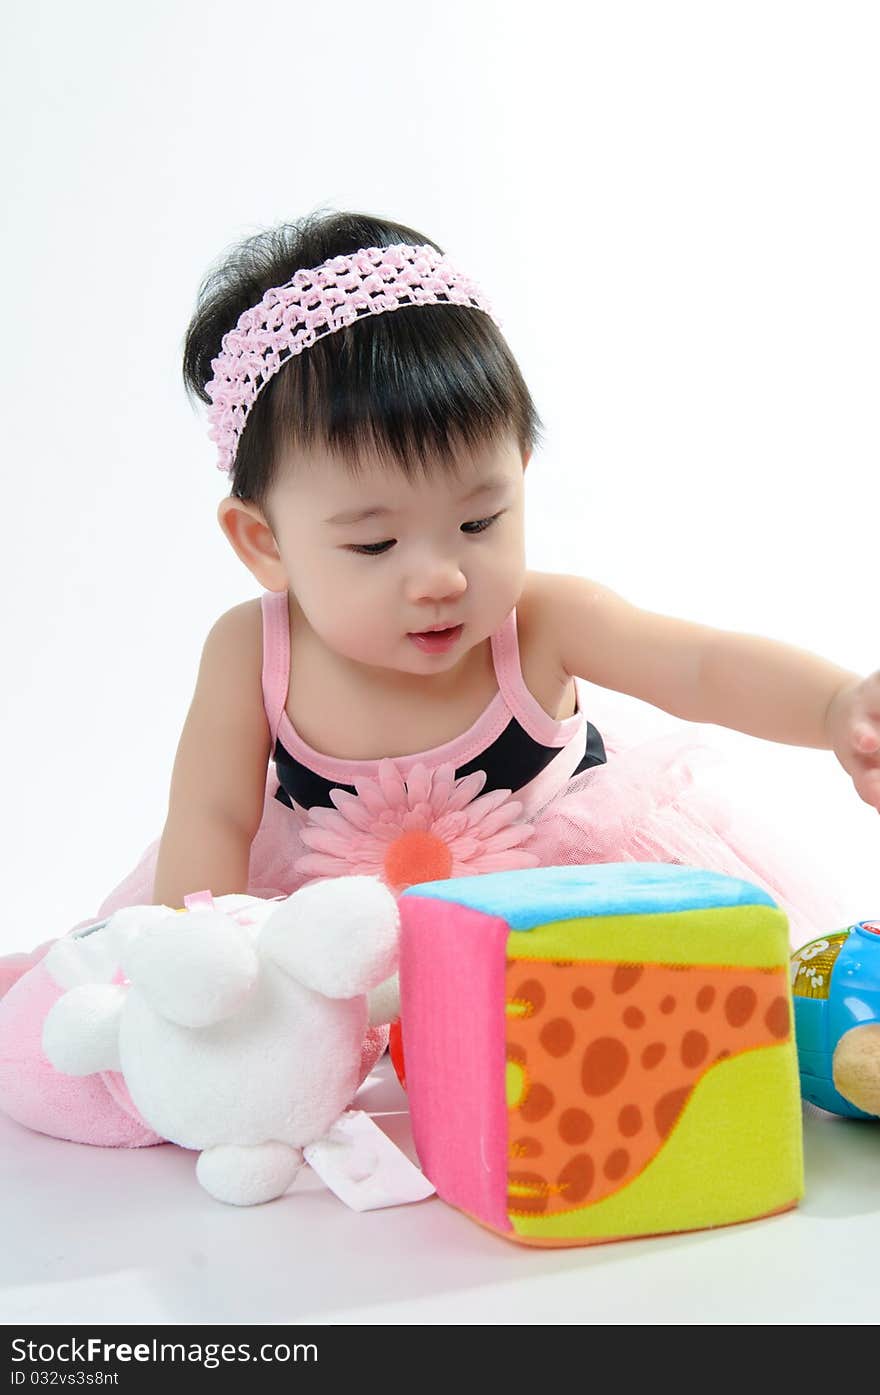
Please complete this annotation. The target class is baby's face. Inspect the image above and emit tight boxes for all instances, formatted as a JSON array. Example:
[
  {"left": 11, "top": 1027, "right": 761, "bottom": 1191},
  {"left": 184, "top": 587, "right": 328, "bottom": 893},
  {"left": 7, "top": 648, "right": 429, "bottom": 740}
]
[{"left": 265, "top": 432, "right": 529, "bottom": 678}]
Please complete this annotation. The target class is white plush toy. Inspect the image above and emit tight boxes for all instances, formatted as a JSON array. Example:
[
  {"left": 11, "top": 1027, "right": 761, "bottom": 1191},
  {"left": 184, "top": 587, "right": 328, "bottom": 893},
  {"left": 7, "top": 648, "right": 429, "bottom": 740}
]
[{"left": 41, "top": 876, "right": 407, "bottom": 1207}]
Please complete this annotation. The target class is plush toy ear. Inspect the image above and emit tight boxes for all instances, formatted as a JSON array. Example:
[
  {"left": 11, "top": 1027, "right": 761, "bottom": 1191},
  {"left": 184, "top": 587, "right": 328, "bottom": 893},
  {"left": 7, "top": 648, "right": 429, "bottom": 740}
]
[
  {"left": 42, "top": 985, "right": 126, "bottom": 1075},
  {"left": 44, "top": 905, "right": 178, "bottom": 990},
  {"left": 832, "top": 1023, "right": 880, "bottom": 1117},
  {"left": 106, "top": 904, "right": 176, "bottom": 953},
  {"left": 261, "top": 876, "right": 399, "bottom": 999},
  {"left": 120, "top": 910, "right": 260, "bottom": 1028},
  {"left": 44, "top": 935, "right": 119, "bottom": 990}
]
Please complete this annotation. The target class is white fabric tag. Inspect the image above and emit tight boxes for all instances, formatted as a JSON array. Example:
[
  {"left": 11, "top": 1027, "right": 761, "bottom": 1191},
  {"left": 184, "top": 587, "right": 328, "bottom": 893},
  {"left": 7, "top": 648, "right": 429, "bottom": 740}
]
[{"left": 304, "top": 1111, "right": 436, "bottom": 1212}]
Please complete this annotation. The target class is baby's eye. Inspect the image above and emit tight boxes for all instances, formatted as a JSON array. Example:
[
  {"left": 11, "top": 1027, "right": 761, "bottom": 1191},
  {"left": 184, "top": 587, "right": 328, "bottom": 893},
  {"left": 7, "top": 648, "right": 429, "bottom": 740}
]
[
  {"left": 461, "top": 513, "right": 502, "bottom": 535},
  {"left": 347, "top": 539, "right": 396, "bottom": 556}
]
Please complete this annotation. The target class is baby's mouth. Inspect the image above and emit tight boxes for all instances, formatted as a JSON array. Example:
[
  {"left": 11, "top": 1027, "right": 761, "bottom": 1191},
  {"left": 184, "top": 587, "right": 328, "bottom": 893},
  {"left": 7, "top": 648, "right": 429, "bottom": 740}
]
[{"left": 407, "top": 624, "right": 464, "bottom": 650}]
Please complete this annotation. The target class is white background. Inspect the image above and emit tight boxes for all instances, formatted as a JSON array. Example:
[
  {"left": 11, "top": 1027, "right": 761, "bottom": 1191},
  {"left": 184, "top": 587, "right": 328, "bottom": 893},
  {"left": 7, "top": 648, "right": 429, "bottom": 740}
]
[{"left": 1, "top": 2, "right": 878, "bottom": 937}]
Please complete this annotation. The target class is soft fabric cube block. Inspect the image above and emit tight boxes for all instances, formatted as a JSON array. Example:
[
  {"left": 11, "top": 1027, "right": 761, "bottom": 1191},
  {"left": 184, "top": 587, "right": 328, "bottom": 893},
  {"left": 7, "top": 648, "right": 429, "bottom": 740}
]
[{"left": 398, "top": 862, "right": 802, "bottom": 1247}]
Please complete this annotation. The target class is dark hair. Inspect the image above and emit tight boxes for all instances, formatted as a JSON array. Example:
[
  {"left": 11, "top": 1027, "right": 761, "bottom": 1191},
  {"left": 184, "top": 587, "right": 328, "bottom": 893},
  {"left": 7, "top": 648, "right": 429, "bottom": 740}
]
[{"left": 182, "top": 208, "right": 544, "bottom": 513}]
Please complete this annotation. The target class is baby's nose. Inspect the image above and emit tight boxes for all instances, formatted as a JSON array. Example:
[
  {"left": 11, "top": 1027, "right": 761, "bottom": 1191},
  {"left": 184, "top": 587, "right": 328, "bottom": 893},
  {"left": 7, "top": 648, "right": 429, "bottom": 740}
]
[{"left": 408, "top": 559, "right": 467, "bottom": 602}]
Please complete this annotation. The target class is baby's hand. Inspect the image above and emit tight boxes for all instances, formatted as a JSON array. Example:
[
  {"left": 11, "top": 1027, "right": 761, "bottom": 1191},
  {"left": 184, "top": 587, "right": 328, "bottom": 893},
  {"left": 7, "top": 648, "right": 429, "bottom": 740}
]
[{"left": 825, "top": 673, "right": 880, "bottom": 811}]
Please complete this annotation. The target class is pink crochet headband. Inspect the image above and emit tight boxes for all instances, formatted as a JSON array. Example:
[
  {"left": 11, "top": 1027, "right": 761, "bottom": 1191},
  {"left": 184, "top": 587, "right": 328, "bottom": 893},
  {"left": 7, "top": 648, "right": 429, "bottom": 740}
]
[{"left": 205, "top": 242, "right": 503, "bottom": 474}]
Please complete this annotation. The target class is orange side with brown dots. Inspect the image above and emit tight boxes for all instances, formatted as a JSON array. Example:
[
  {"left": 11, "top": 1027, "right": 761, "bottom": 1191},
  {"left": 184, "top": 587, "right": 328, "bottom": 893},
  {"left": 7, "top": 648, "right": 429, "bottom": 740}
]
[{"left": 505, "top": 960, "right": 792, "bottom": 1218}]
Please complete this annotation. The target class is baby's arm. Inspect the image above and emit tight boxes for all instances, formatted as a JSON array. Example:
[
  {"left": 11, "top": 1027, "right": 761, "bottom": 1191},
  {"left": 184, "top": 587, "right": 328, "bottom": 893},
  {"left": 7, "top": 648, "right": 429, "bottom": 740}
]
[
  {"left": 152, "top": 601, "right": 271, "bottom": 907},
  {"left": 545, "top": 573, "right": 880, "bottom": 809}
]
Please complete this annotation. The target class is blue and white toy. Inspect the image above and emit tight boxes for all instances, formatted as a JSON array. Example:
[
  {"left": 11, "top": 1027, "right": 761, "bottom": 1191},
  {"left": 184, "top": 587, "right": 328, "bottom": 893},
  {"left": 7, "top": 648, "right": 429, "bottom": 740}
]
[{"left": 792, "top": 921, "right": 880, "bottom": 1120}]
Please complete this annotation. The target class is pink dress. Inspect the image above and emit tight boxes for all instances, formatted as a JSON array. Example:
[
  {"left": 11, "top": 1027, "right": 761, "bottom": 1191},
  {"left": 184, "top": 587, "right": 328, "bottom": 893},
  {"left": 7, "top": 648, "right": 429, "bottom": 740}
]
[{"left": 0, "top": 591, "right": 848, "bottom": 1147}]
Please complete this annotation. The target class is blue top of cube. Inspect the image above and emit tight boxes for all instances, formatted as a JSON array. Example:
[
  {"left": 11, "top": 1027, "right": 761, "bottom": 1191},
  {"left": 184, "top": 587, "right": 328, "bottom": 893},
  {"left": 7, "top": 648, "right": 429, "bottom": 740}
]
[{"left": 400, "top": 861, "right": 775, "bottom": 932}]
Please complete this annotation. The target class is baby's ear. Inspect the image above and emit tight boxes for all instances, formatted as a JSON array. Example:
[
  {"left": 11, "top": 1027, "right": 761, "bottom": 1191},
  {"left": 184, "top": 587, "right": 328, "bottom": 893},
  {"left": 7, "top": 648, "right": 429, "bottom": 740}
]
[{"left": 216, "top": 496, "right": 287, "bottom": 592}]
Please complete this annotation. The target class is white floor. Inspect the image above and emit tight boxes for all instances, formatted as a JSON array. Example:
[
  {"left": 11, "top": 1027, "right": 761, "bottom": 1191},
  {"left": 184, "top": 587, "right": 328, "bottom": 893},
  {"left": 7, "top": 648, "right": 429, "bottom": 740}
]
[{"left": 2, "top": 1054, "right": 878, "bottom": 1326}]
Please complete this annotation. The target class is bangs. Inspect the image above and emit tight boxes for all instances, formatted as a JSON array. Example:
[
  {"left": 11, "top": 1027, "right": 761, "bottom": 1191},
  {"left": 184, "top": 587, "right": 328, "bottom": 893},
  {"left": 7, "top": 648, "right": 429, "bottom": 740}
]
[
  {"left": 231, "top": 300, "right": 540, "bottom": 503},
  {"left": 267, "top": 304, "right": 532, "bottom": 481}
]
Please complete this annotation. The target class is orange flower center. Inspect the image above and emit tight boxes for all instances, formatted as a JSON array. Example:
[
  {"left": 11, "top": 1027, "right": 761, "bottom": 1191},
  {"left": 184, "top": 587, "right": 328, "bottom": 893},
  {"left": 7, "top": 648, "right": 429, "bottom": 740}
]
[{"left": 384, "top": 829, "right": 453, "bottom": 891}]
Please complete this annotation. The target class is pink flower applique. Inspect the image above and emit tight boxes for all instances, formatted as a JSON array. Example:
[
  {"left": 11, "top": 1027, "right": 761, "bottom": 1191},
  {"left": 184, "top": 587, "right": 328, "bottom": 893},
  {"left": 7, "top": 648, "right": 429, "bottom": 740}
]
[{"left": 291, "top": 758, "right": 540, "bottom": 894}]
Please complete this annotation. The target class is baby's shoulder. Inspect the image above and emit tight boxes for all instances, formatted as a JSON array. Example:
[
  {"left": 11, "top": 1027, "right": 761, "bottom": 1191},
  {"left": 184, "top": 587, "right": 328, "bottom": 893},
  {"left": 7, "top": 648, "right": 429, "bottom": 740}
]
[
  {"left": 517, "top": 569, "right": 575, "bottom": 647},
  {"left": 196, "top": 597, "right": 264, "bottom": 686},
  {"left": 516, "top": 570, "right": 574, "bottom": 686},
  {"left": 522, "top": 570, "right": 642, "bottom": 635},
  {"left": 200, "top": 597, "right": 263, "bottom": 661},
  {"left": 517, "top": 569, "right": 616, "bottom": 683}
]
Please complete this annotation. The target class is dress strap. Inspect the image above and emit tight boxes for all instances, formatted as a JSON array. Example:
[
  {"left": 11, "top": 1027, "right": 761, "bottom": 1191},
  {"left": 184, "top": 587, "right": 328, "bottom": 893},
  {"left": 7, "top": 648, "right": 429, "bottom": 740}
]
[
  {"left": 260, "top": 590, "right": 291, "bottom": 747},
  {"left": 490, "top": 607, "right": 584, "bottom": 747}
]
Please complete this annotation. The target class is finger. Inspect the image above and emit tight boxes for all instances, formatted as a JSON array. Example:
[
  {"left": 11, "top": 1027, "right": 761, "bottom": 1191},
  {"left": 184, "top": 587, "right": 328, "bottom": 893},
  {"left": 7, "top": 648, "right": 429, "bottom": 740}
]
[{"left": 853, "top": 723, "right": 880, "bottom": 755}]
